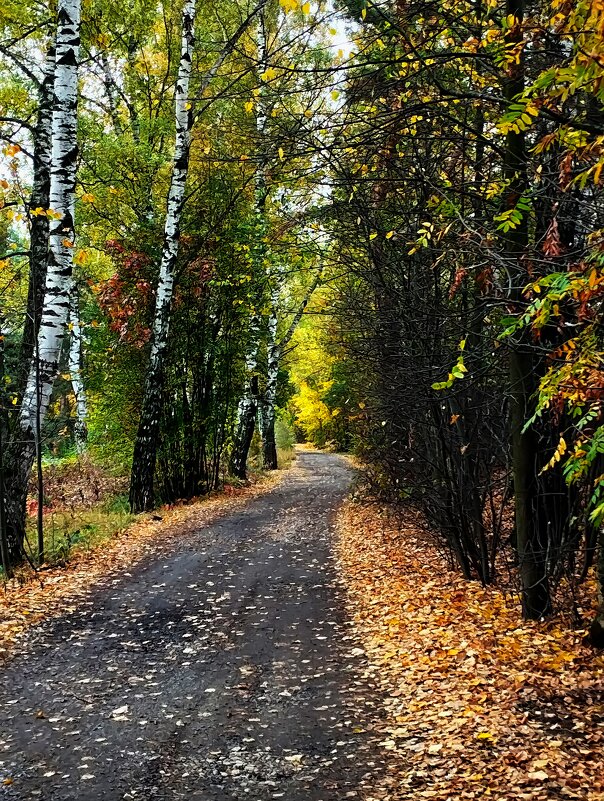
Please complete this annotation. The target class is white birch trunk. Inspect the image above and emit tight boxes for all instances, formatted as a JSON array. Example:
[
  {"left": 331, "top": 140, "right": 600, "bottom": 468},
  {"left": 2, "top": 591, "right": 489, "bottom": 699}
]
[
  {"left": 129, "top": 0, "right": 196, "bottom": 511},
  {"left": 20, "top": 0, "right": 81, "bottom": 438},
  {"left": 260, "top": 287, "right": 280, "bottom": 469},
  {"left": 230, "top": 13, "right": 270, "bottom": 479},
  {"left": 68, "top": 281, "right": 88, "bottom": 451},
  {"left": 150, "top": 0, "right": 195, "bottom": 366},
  {"left": 3, "top": 0, "right": 81, "bottom": 563},
  {"left": 260, "top": 270, "right": 321, "bottom": 469}
]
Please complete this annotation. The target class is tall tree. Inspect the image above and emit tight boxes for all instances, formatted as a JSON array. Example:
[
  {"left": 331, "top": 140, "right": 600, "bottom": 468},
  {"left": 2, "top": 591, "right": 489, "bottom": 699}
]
[
  {"left": 3, "top": 0, "right": 82, "bottom": 563},
  {"left": 230, "top": 7, "right": 272, "bottom": 480},
  {"left": 128, "top": 0, "right": 198, "bottom": 512}
]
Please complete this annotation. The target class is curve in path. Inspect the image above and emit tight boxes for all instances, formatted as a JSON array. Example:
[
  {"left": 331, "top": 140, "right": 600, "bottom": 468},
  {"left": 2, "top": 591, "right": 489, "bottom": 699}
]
[{"left": 0, "top": 451, "right": 389, "bottom": 801}]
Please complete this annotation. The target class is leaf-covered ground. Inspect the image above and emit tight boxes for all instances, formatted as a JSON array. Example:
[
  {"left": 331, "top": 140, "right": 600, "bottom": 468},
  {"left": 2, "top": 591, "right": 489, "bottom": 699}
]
[
  {"left": 0, "top": 472, "right": 284, "bottom": 660},
  {"left": 336, "top": 501, "right": 604, "bottom": 800}
]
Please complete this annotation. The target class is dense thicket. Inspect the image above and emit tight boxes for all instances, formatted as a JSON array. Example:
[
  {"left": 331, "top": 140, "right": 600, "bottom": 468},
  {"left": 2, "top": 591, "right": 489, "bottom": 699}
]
[{"left": 310, "top": 0, "right": 604, "bottom": 634}]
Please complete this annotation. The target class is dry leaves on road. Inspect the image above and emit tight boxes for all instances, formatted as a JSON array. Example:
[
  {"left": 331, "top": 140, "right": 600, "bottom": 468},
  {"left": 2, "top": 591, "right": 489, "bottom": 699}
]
[
  {"left": 336, "top": 500, "right": 604, "bottom": 801},
  {"left": 0, "top": 472, "right": 285, "bottom": 660}
]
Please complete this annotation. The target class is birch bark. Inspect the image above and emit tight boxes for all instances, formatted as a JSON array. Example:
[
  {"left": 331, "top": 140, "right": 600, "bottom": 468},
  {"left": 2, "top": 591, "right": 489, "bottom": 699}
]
[
  {"left": 260, "top": 271, "right": 321, "bottom": 469},
  {"left": 230, "top": 13, "right": 270, "bottom": 480},
  {"left": 68, "top": 281, "right": 88, "bottom": 451},
  {"left": 128, "top": 0, "right": 268, "bottom": 509},
  {"left": 4, "top": 0, "right": 81, "bottom": 563},
  {"left": 260, "top": 291, "right": 279, "bottom": 470},
  {"left": 129, "top": 0, "right": 197, "bottom": 512}
]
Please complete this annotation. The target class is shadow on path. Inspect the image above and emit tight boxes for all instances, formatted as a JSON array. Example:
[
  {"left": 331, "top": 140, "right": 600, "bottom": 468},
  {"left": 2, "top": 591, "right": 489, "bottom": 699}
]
[{"left": 0, "top": 451, "right": 391, "bottom": 800}]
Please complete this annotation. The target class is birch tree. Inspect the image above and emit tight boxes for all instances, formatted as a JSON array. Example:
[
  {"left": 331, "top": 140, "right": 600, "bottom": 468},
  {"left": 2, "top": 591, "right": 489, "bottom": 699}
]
[
  {"left": 128, "top": 0, "right": 197, "bottom": 513},
  {"left": 19, "top": 47, "right": 56, "bottom": 394},
  {"left": 68, "top": 280, "right": 88, "bottom": 451},
  {"left": 129, "top": 0, "right": 268, "bottom": 510},
  {"left": 230, "top": 10, "right": 271, "bottom": 480},
  {"left": 3, "top": 0, "right": 82, "bottom": 563},
  {"left": 260, "top": 269, "right": 321, "bottom": 469}
]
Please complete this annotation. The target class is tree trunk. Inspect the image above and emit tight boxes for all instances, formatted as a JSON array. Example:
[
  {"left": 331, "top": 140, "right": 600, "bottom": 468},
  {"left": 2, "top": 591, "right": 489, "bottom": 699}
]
[
  {"left": 259, "top": 269, "right": 321, "bottom": 470},
  {"left": 504, "top": 0, "right": 551, "bottom": 619},
  {"left": 230, "top": 13, "right": 270, "bottom": 480},
  {"left": 19, "top": 46, "right": 56, "bottom": 395},
  {"left": 4, "top": 0, "right": 81, "bottom": 564},
  {"left": 231, "top": 315, "right": 262, "bottom": 479},
  {"left": 261, "top": 299, "right": 279, "bottom": 470},
  {"left": 589, "top": 526, "right": 604, "bottom": 647},
  {"left": 129, "top": 0, "right": 196, "bottom": 513},
  {"left": 68, "top": 280, "right": 88, "bottom": 451},
  {"left": 0, "top": 322, "right": 12, "bottom": 577}
]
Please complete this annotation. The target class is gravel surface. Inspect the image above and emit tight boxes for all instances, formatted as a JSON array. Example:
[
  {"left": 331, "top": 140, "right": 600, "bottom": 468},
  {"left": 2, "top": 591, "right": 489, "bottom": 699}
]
[{"left": 0, "top": 451, "right": 389, "bottom": 800}]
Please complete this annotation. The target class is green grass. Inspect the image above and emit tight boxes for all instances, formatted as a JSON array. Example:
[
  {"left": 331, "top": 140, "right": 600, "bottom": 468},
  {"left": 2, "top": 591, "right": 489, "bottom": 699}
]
[{"left": 25, "top": 494, "right": 135, "bottom": 566}]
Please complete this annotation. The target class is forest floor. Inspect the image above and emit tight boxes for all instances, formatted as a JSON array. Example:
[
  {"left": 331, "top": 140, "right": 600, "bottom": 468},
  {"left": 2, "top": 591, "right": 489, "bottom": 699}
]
[
  {"left": 0, "top": 451, "right": 603, "bottom": 800},
  {"left": 337, "top": 501, "right": 604, "bottom": 800}
]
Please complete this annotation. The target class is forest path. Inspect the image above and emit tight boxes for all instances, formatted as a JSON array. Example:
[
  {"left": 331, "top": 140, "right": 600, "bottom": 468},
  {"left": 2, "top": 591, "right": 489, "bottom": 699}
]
[{"left": 0, "top": 451, "right": 389, "bottom": 801}]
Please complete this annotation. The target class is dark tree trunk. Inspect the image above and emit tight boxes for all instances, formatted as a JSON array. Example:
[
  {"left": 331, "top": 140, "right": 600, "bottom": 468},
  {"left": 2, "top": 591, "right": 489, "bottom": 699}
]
[
  {"left": 18, "top": 47, "right": 55, "bottom": 395},
  {"left": 504, "top": 0, "right": 551, "bottom": 619},
  {"left": 262, "top": 419, "right": 278, "bottom": 470},
  {"left": 129, "top": 371, "right": 163, "bottom": 512},
  {"left": 231, "top": 376, "right": 258, "bottom": 479}
]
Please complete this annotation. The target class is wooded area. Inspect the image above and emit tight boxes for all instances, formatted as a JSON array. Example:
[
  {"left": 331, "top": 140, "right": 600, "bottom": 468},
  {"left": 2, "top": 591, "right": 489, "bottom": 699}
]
[{"left": 2, "top": 0, "right": 604, "bottom": 648}]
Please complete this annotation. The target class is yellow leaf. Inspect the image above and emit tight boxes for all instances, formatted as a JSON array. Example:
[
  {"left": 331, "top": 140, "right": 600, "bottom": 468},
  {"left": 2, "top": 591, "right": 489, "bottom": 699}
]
[
  {"left": 369, "top": 232, "right": 377, "bottom": 240},
  {"left": 80, "top": 193, "right": 95, "bottom": 204},
  {"left": 385, "top": 230, "right": 394, "bottom": 239},
  {"left": 302, "top": 1, "right": 311, "bottom": 12},
  {"left": 260, "top": 66, "right": 277, "bottom": 82},
  {"left": 331, "top": 90, "right": 340, "bottom": 101},
  {"left": 278, "top": 147, "right": 284, "bottom": 161}
]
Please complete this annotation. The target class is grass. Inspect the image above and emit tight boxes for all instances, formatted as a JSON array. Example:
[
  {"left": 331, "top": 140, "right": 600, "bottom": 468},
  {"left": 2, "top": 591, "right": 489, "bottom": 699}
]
[{"left": 24, "top": 494, "right": 135, "bottom": 566}]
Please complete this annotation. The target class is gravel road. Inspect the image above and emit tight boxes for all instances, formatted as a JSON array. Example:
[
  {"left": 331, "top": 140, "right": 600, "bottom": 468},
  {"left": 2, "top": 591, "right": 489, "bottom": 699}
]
[{"left": 0, "top": 451, "right": 388, "bottom": 800}]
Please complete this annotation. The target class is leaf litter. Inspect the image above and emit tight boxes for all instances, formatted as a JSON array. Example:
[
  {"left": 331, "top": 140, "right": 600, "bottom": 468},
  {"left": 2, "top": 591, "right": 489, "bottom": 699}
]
[{"left": 335, "top": 500, "right": 604, "bottom": 800}]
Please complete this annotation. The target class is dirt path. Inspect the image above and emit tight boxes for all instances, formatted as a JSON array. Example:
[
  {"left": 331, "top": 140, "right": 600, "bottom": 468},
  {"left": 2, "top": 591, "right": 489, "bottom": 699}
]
[{"left": 0, "top": 452, "right": 389, "bottom": 800}]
